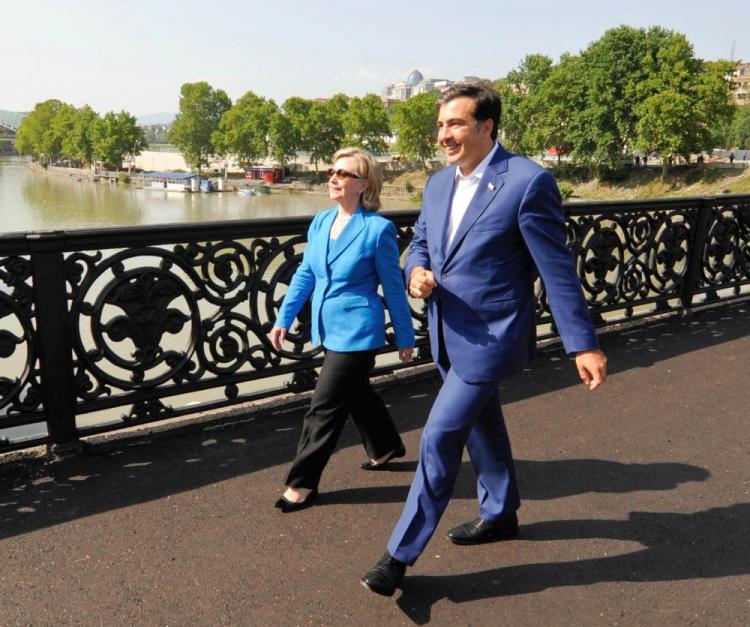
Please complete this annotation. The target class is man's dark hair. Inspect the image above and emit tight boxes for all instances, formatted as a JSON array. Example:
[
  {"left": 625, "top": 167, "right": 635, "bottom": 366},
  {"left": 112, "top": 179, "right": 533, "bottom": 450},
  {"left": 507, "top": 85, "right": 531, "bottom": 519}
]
[{"left": 437, "top": 83, "right": 502, "bottom": 141}]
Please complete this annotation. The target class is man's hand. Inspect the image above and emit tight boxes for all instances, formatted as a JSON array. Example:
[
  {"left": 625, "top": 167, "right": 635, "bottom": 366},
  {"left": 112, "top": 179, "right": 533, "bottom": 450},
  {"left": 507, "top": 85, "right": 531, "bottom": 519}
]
[
  {"left": 398, "top": 348, "right": 414, "bottom": 363},
  {"left": 409, "top": 266, "right": 437, "bottom": 299},
  {"left": 575, "top": 349, "right": 607, "bottom": 391},
  {"left": 268, "top": 326, "right": 287, "bottom": 351}
]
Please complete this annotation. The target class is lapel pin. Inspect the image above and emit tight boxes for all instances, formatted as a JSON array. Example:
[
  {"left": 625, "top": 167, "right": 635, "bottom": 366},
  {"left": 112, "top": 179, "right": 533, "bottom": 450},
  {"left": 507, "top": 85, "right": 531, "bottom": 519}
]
[{"left": 487, "top": 182, "right": 496, "bottom": 191}]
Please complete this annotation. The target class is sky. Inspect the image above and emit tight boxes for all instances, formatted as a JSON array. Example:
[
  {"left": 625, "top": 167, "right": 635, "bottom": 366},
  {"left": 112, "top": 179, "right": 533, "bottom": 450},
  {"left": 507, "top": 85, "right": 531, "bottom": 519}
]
[{"left": 2, "top": 0, "right": 748, "bottom": 117}]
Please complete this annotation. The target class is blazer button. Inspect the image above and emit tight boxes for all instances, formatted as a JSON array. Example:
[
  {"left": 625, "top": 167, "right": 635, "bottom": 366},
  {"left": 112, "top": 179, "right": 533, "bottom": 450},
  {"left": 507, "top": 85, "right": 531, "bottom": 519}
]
[{"left": 441, "top": 272, "right": 448, "bottom": 279}]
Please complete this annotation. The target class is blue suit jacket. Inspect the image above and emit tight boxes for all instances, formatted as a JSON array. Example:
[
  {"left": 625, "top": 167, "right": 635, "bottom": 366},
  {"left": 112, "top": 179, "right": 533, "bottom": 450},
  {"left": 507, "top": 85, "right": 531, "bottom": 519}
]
[
  {"left": 405, "top": 144, "right": 598, "bottom": 383},
  {"left": 276, "top": 206, "right": 415, "bottom": 352}
]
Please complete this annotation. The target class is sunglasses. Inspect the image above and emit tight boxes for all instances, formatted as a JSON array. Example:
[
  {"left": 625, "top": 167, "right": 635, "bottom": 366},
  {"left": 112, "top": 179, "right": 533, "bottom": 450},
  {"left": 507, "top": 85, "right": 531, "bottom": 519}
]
[{"left": 327, "top": 168, "right": 363, "bottom": 180}]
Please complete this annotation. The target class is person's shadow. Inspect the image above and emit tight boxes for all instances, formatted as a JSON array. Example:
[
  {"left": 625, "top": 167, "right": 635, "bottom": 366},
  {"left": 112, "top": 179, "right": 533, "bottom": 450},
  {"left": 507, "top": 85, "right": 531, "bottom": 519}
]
[
  {"left": 318, "top": 458, "right": 709, "bottom": 505},
  {"left": 395, "top": 503, "right": 750, "bottom": 624}
]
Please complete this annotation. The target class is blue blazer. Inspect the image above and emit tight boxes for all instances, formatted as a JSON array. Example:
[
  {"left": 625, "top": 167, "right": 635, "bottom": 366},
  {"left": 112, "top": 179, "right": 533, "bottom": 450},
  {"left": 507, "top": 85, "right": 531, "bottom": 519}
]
[
  {"left": 276, "top": 206, "right": 415, "bottom": 352},
  {"left": 405, "top": 144, "right": 598, "bottom": 383}
]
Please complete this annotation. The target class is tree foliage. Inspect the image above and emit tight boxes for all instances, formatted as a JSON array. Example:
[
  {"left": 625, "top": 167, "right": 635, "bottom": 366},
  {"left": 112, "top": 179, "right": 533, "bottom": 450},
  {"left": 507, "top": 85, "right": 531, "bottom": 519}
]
[
  {"left": 306, "top": 101, "right": 345, "bottom": 170},
  {"left": 92, "top": 111, "right": 147, "bottom": 168},
  {"left": 494, "top": 54, "right": 553, "bottom": 153},
  {"left": 268, "top": 111, "right": 298, "bottom": 167},
  {"left": 495, "top": 26, "right": 735, "bottom": 175},
  {"left": 214, "top": 91, "right": 277, "bottom": 166},
  {"left": 730, "top": 105, "right": 750, "bottom": 150},
  {"left": 391, "top": 92, "right": 438, "bottom": 167},
  {"left": 15, "top": 99, "right": 66, "bottom": 163},
  {"left": 170, "top": 82, "right": 231, "bottom": 176},
  {"left": 64, "top": 105, "right": 100, "bottom": 165},
  {"left": 344, "top": 94, "right": 391, "bottom": 154}
]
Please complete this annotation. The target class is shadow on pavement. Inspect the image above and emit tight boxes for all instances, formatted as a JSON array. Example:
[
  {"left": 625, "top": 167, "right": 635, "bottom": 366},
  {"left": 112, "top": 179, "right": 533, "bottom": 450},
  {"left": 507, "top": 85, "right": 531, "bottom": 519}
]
[
  {"left": 0, "top": 450, "right": 709, "bottom": 540},
  {"left": 0, "top": 301, "right": 743, "bottom": 540},
  {"left": 395, "top": 503, "right": 750, "bottom": 624},
  {"left": 318, "top": 458, "right": 709, "bottom": 506}
]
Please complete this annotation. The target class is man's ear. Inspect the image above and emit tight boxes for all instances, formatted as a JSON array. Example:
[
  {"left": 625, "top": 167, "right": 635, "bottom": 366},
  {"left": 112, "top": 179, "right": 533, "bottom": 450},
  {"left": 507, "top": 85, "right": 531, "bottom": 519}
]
[{"left": 481, "top": 118, "right": 494, "bottom": 139}]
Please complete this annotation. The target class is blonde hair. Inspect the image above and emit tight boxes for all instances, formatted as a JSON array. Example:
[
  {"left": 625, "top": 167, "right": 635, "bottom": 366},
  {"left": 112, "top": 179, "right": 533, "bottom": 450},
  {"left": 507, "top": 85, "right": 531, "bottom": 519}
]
[{"left": 332, "top": 146, "right": 383, "bottom": 211}]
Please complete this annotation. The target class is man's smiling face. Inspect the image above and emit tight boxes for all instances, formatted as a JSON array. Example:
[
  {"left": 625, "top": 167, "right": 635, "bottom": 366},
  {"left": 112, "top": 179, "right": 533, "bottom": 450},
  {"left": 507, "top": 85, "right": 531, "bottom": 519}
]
[{"left": 437, "top": 96, "right": 494, "bottom": 175}]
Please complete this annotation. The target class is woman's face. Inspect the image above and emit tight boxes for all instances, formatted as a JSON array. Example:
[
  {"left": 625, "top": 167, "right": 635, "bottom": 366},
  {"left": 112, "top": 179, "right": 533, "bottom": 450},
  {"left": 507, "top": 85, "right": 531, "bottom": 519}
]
[{"left": 328, "top": 156, "right": 368, "bottom": 207}]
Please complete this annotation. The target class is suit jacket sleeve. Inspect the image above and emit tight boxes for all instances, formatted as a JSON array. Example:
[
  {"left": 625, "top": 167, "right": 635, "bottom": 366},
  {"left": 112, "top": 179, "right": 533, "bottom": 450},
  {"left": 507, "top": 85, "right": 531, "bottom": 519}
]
[
  {"left": 518, "top": 170, "right": 598, "bottom": 354},
  {"left": 375, "top": 220, "right": 415, "bottom": 349},
  {"left": 274, "top": 215, "right": 318, "bottom": 329}
]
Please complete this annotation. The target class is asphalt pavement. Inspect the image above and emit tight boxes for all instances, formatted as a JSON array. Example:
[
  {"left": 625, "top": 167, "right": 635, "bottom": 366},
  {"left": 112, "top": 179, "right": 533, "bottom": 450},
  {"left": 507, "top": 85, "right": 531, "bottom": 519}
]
[{"left": 1, "top": 301, "right": 748, "bottom": 626}]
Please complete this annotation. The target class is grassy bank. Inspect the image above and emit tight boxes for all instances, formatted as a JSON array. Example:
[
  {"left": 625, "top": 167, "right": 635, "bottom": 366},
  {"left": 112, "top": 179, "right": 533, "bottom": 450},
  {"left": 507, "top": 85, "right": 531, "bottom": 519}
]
[{"left": 383, "top": 164, "right": 750, "bottom": 200}]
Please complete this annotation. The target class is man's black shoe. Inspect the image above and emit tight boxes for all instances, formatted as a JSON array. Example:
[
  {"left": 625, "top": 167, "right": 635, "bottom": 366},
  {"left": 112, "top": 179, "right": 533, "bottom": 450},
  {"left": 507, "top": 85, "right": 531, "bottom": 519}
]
[
  {"left": 446, "top": 513, "right": 519, "bottom": 545},
  {"left": 361, "top": 553, "right": 406, "bottom": 596}
]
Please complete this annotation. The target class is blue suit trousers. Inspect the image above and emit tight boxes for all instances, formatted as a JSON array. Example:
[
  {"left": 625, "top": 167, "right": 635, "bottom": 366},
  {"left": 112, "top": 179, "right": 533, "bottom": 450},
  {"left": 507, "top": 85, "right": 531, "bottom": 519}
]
[{"left": 387, "top": 340, "right": 520, "bottom": 565}]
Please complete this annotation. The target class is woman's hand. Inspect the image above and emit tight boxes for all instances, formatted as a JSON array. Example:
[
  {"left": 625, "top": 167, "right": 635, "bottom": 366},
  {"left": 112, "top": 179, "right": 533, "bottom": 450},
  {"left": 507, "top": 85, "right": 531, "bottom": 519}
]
[
  {"left": 268, "top": 326, "right": 287, "bottom": 351},
  {"left": 398, "top": 348, "right": 414, "bottom": 363}
]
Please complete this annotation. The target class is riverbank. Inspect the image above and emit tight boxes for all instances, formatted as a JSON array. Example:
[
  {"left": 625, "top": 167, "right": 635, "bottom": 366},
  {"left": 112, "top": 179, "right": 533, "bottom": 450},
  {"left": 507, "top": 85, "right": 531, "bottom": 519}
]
[
  {"left": 28, "top": 156, "right": 750, "bottom": 203},
  {"left": 384, "top": 160, "right": 750, "bottom": 200},
  {"left": 28, "top": 161, "right": 422, "bottom": 203}
]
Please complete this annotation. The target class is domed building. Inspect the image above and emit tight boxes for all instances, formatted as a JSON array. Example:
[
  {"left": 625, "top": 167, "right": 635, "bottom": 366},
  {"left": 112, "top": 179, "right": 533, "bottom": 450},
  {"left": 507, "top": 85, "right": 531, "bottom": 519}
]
[
  {"left": 382, "top": 69, "right": 475, "bottom": 107},
  {"left": 406, "top": 69, "right": 424, "bottom": 86}
]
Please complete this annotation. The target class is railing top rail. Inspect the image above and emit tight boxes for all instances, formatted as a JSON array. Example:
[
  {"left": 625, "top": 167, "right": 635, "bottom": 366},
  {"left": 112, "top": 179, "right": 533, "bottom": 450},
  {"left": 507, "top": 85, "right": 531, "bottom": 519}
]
[
  {"left": 2, "top": 194, "right": 749, "bottom": 254},
  {"left": 563, "top": 193, "right": 750, "bottom": 214}
]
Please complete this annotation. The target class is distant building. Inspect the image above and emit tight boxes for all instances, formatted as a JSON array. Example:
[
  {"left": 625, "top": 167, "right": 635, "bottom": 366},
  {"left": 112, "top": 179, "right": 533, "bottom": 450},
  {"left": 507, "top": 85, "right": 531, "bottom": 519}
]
[
  {"left": 731, "top": 62, "right": 750, "bottom": 106},
  {"left": 381, "top": 70, "right": 485, "bottom": 108}
]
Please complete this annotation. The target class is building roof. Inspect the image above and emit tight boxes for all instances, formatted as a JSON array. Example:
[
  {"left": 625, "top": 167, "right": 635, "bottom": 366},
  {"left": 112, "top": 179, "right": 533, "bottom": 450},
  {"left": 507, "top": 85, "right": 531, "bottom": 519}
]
[
  {"left": 143, "top": 171, "right": 197, "bottom": 179},
  {"left": 0, "top": 110, "right": 26, "bottom": 132},
  {"left": 406, "top": 69, "right": 424, "bottom": 85}
]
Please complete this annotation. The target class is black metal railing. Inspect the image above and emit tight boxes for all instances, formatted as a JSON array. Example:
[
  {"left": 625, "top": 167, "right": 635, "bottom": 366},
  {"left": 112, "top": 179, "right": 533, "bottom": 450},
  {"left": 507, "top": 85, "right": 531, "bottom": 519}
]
[{"left": 1, "top": 194, "right": 748, "bottom": 452}]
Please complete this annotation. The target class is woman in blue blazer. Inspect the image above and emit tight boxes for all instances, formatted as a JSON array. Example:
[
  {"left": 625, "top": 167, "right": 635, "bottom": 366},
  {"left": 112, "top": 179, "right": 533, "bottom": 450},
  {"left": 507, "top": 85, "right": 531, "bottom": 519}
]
[{"left": 268, "top": 147, "right": 415, "bottom": 512}]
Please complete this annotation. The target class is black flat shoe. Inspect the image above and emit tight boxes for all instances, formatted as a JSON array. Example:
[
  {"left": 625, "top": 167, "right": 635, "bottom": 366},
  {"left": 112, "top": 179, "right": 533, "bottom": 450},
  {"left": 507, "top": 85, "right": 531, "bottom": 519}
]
[
  {"left": 274, "top": 488, "right": 318, "bottom": 513},
  {"left": 361, "top": 553, "right": 406, "bottom": 596},
  {"left": 446, "top": 512, "right": 519, "bottom": 545},
  {"left": 360, "top": 444, "right": 406, "bottom": 471}
]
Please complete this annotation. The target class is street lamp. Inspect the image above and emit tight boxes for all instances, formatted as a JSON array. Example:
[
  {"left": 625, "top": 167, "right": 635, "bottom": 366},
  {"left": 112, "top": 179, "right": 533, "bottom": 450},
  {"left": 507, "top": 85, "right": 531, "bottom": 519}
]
[{"left": 128, "top": 139, "right": 142, "bottom": 175}]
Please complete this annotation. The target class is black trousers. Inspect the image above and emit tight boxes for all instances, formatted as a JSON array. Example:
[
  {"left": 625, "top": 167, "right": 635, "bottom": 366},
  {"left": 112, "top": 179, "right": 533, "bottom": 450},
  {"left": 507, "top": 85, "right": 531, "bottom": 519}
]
[{"left": 285, "top": 349, "right": 403, "bottom": 489}]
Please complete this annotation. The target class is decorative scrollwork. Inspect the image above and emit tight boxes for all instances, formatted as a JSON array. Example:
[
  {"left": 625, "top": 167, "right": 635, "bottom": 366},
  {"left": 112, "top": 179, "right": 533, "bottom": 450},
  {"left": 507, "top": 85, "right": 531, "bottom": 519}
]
[
  {"left": 122, "top": 398, "right": 173, "bottom": 422},
  {"left": 701, "top": 207, "right": 747, "bottom": 286},
  {"left": 0, "top": 257, "right": 41, "bottom": 416},
  {"left": 250, "top": 235, "right": 321, "bottom": 360},
  {"left": 73, "top": 256, "right": 202, "bottom": 390}
]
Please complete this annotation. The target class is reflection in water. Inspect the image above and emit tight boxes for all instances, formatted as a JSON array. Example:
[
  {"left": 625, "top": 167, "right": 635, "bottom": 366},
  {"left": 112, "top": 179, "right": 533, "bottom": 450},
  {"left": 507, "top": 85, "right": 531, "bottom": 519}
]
[{"left": 1, "top": 156, "right": 418, "bottom": 232}]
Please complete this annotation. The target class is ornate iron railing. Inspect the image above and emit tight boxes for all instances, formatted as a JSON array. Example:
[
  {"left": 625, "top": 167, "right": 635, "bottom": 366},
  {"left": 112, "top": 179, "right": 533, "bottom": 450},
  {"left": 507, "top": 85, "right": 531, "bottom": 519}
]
[{"left": 1, "top": 194, "right": 749, "bottom": 452}]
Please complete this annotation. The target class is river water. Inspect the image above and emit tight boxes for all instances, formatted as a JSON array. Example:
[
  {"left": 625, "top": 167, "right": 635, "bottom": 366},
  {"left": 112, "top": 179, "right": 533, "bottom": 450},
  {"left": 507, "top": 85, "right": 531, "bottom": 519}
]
[{"left": 0, "top": 156, "right": 417, "bottom": 233}]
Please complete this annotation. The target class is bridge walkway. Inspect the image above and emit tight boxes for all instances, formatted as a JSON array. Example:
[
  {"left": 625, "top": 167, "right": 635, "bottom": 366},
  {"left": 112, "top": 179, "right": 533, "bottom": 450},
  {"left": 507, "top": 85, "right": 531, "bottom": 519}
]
[{"left": 0, "top": 301, "right": 748, "bottom": 625}]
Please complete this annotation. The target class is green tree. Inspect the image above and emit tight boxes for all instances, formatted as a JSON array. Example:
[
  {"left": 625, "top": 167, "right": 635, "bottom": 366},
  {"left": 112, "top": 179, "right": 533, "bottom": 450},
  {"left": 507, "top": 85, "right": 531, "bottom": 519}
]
[
  {"left": 15, "top": 99, "right": 65, "bottom": 164},
  {"left": 268, "top": 111, "right": 298, "bottom": 169},
  {"left": 282, "top": 97, "right": 313, "bottom": 153},
  {"left": 170, "top": 82, "right": 231, "bottom": 177},
  {"left": 524, "top": 54, "right": 584, "bottom": 163},
  {"left": 571, "top": 26, "right": 652, "bottom": 167},
  {"left": 730, "top": 105, "right": 750, "bottom": 149},
  {"left": 214, "top": 91, "right": 277, "bottom": 166},
  {"left": 50, "top": 104, "right": 78, "bottom": 162},
  {"left": 344, "top": 93, "right": 391, "bottom": 154},
  {"left": 494, "top": 54, "right": 553, "bottom": 154},
  {"left": 390, "top": 92, "right": 438, "bottom": 168},
  {"left": 62, "top": 105, "right": 100, "bottom": 165},
  {"left": 327, "top": 93, "right": 351, "bottom": 118},
  {"left": 92, "top": 111, "right": 147, "bottom": 169},
  {"left": 634, "top": 35, "right": 735, "bottom": 176},
  {"left": 306, "top": 101, "right": 345, "bottom": 171}
]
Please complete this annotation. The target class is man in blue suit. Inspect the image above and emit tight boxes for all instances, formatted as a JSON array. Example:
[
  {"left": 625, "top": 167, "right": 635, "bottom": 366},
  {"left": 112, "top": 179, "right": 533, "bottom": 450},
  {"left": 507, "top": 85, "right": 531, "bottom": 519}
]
[{"left": 362, "top": 83, "right": 607, "bottom": 596}]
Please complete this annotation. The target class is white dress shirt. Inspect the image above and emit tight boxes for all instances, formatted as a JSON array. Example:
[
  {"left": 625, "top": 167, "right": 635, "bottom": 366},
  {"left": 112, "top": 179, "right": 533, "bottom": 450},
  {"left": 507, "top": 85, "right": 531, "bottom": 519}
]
[{"left": 447, "top": 143, "right": 499, "bottom": 246}]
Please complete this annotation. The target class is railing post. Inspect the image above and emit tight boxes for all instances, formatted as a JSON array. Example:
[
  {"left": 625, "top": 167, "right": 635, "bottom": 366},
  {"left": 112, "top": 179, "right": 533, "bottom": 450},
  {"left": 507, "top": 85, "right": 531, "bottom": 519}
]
[
  {"left": 28, "top": 232, "right": 80, "bottom": 455},
  {"left": 681, "top": 198, "right": 713, "bottom": 312}
]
